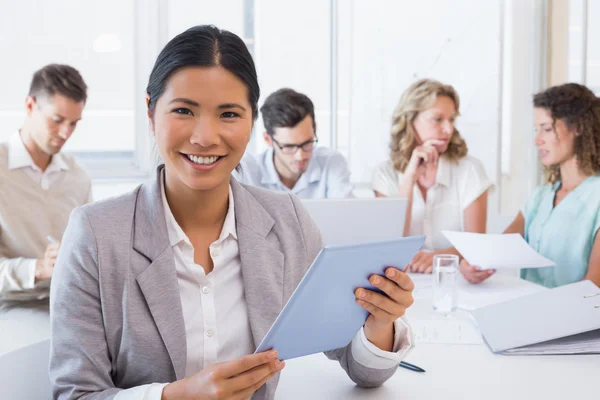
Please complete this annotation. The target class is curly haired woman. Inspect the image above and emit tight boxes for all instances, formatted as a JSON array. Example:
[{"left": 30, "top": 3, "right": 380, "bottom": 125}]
[
  {"left": 461, "top": 83, "right": 600, "bottom": 288},
  {"left": 372, "top": 79, "right": 493, "bottom": 273}
]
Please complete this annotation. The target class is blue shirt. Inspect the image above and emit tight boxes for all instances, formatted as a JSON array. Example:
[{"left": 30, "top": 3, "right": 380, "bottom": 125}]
[
  {"left": 234, "top": 147, "right": 354, "bottom": 199},
  {"left": 520, "top": 176, "right": 600, "bottom": 288}
]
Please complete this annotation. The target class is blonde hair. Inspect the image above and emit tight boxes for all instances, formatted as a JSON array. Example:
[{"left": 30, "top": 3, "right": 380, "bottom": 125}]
[{"left": 389, "top": 79, "right": 468, "bottom": 172}]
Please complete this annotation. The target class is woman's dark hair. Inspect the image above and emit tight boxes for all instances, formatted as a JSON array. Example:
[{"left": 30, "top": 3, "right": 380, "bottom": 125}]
[
  {"left": 260, "top": 88, "right": 316, "bottom": 135},
  {"left": 146, "top": 25, "right": 259, "bottom": 120},
  {"left": 533, "top": 83, "right": 600, "bottom": 183}
]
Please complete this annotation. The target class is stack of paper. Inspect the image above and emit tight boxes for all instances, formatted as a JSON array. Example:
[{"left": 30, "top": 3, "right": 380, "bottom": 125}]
[
  {"left": 412, "top": 318, "right": 483, "bottom": 345},
  {"left": 442, "top": 231, "right": 556, "bottom": 270},
  {"left": 503, "top": 329, "right": 600, "bottom": 355},
  {"left": 0, "top": 289, "right": 48, "bottom": 302},
  {"left": 0, "top": 287, "right": 49, "bottom": 310}
]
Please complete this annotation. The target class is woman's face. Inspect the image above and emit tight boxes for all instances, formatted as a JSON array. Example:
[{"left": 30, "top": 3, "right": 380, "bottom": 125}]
[
  {"left": 149, "top": 66, "right": 253, "bottom": 192},
  {"left": 534, "top": 107, "right": 577, "bottom": 167},
  {"left": 412, "top": 95, "right": 457, "bottom": 153}
]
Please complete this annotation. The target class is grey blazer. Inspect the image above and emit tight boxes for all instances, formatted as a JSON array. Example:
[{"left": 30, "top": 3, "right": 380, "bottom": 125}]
[{"left": 49, "top": 166, "right": 398, "bottom": 399}]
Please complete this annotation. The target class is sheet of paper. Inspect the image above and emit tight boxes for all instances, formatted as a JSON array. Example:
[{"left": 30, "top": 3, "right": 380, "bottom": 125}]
[
  {"left": 412, "top": 318, "right": 483, "bottom": 345},
  {"left": 456, "top": 274, "right": 546, "bottom": 310},
  {"left": 442, "top": 231, "right": 556, "bottom": 270}
]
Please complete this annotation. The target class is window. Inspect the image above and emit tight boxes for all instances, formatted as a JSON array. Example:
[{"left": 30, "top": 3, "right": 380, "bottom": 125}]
[
  {"left": 0, "top": 0, "right": 138, "bottom": 178},
  {"left": 568, "top": 0, "right": 600, "bottom": 94},
  {"left": 166, "top": 0, "right": 504, "bottom": 190},
  {"left": 166, "top": 0, "right": 333, "bottom": 153},
  {"left": 3, "top": 0, "right": 525, "bottom": 218}
]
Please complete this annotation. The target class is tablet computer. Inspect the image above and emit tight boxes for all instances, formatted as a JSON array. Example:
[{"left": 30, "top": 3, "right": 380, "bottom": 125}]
[{"left": 255, "top": 235, "right": 425, "bottom": 360}]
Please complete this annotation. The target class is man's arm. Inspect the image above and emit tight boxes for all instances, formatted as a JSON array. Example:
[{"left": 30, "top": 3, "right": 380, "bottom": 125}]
[{"left": 0, "top": 255, "right": 37, "bottom": 294}]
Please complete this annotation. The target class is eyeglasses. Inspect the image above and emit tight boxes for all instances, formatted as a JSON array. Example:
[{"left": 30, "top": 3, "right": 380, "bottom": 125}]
[{"left": 271, "top": 137, "right": 318, "bottom": 155}]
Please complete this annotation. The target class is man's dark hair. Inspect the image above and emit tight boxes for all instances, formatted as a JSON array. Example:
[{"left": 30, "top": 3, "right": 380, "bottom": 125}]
[
  {"left": 261, "top": 88, "right": 316, "bottom": 136},
  {"left": 28, "top": 64, "right": 87, "bottom": 103}
]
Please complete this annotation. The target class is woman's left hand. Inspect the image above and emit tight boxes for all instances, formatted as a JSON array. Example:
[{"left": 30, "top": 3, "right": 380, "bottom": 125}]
[
  {"left": 355, "top": 267, "right": 414, "bottom": 351},
  {"left": 407, "top": 251, "right": 434, "bottom": 273}
]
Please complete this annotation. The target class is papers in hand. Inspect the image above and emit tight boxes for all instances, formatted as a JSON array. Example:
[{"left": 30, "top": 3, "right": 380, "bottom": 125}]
[{"left": 442, "top": 231, "right": 556, "bottom": 270}]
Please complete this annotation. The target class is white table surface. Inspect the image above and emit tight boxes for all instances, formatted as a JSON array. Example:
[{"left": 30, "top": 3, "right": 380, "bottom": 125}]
[
  {"left": 275, "top": 274, "right": 599, "bottom": 399},
  {"left": 1, "top": 275, "right": 597, "bottom": 399},
  {"left": 0, "top": 301, "right": 50, "bottom": 356}
]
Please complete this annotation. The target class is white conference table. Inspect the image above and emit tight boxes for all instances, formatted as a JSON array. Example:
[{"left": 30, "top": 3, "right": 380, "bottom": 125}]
[
  {"left": 0, "top": 301, "right": 50, "bottom": 356},
  {"left": 1, "top": 275, "right": 597, "bottom": 399},
  {"left": 275, "top": 274, "right": 599, "bottom": 399}
]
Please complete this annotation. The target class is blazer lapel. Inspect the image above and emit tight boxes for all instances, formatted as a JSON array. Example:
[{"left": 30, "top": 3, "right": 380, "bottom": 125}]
[
  {"left": 133, "top": 166, "right": 187, "bottom": 380},
  {"left": 232, "top": 179, "right": 285, "bottom": 349}
]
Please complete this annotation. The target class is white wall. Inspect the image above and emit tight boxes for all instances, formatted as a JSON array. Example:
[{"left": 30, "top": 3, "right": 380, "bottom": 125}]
[{"left": 340, "top": 0, "right": 513, "bottom": 232}]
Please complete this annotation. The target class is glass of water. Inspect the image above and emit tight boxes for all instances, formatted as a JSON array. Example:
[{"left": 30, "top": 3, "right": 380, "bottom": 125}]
[{"left": 432, "top": 254, "right": 459, "bottom": 315}]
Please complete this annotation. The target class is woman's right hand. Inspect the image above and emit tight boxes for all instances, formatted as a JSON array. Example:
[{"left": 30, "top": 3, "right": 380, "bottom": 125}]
[
  {"left": 460, "top": 259, "right": 495, "bottom": 284},
  {"left": 403, "top": 139, "right": 445, "bottom": 183},
  {"left": 162, "top": 350, "right": 284, "bottom": 400}
]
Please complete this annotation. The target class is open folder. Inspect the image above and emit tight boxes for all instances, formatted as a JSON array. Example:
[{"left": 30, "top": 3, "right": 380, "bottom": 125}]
[{"left": 471, "top": 280, "right": 600, "bottom": 354}]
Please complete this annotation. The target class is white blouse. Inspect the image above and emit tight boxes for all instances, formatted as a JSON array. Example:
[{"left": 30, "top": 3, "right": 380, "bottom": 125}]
[{"left": 372, "top": 155, "right": 493, "bottom": 250}]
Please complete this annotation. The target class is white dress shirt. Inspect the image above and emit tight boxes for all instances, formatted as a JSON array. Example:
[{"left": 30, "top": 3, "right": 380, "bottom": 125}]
[
  {"left": 117, "top": 173, "right": 414, "bottom": 399},
  {"left": 8, "top": 131, "right": 71, "bottom": 190},
  {"left": 234, "top": 147, "right": 355, "bottom": 199},
  {"left": 372, "top": 155, "right": 493, "bottom": 250}
]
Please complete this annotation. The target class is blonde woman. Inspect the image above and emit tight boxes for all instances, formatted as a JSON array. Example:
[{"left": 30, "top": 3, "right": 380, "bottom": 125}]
[{"left": 372, "top": 79, "right": 493, "bottom": 273}]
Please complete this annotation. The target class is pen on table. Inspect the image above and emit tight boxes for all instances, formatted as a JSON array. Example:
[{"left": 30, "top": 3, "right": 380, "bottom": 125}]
[
  {"left": 399, "top": 361, "right": 426, "bottom": 373},
  {"left": 47, "top": 235, "right": 57, "bottom": 244}
]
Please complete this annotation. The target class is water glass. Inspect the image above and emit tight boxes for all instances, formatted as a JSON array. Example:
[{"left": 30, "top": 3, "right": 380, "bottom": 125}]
[{"left": 432, "top": 254, "right": 459, "bottom": 314}]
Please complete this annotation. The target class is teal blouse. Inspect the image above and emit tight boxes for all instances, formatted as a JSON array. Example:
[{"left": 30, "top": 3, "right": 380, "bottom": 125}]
[{"left": 520, "top": 176, "right": 600, "bottom": 288}]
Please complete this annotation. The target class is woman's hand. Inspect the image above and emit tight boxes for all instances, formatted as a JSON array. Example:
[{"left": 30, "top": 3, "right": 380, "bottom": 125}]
[
  {"left": 161, "top": 350, "right": 284, "bottom": 400},
  {"left": 460, "top": 259, "right": 495, "bottom": 284},
  {"left": 407, "top": 251, "right": 435, "bottom": 273},
  {"left": 355, "top": 267, "right": 414, "bottom": 352},
  {"left": 403, "top": 139, "right": 445, "bottom": 183}
]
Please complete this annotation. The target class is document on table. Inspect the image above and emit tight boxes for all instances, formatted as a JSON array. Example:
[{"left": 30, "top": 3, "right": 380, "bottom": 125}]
[
  {"left": 412, "top": 318, "right": 483, "bottom": 345},
  {"left": 442, "top": 231, "right": 556, "bottom": 270},
  {"left": 456, "top": 275, "right": 546, "bottom": 310}
]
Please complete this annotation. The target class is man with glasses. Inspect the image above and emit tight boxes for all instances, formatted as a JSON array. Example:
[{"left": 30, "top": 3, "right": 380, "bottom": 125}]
[
  {"left": 236, "top": 88, "right": 354, "bottom": 198},
  {"left": 0, "top": 64, "right": 92, "bottom": 299}
]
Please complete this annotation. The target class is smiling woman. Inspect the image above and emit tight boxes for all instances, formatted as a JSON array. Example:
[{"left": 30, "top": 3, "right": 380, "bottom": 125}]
[
  {"left": 150, "top": 67, "right": 253, "bottom": 192},
  {"left": 49, "top": 25, "right": 417, "bottom": 400}
]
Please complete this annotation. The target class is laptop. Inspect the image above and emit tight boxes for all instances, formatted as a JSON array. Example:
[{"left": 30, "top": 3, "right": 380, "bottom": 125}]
[{"left": 301, "top": 198, "right": 407, "bottom": 246}]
